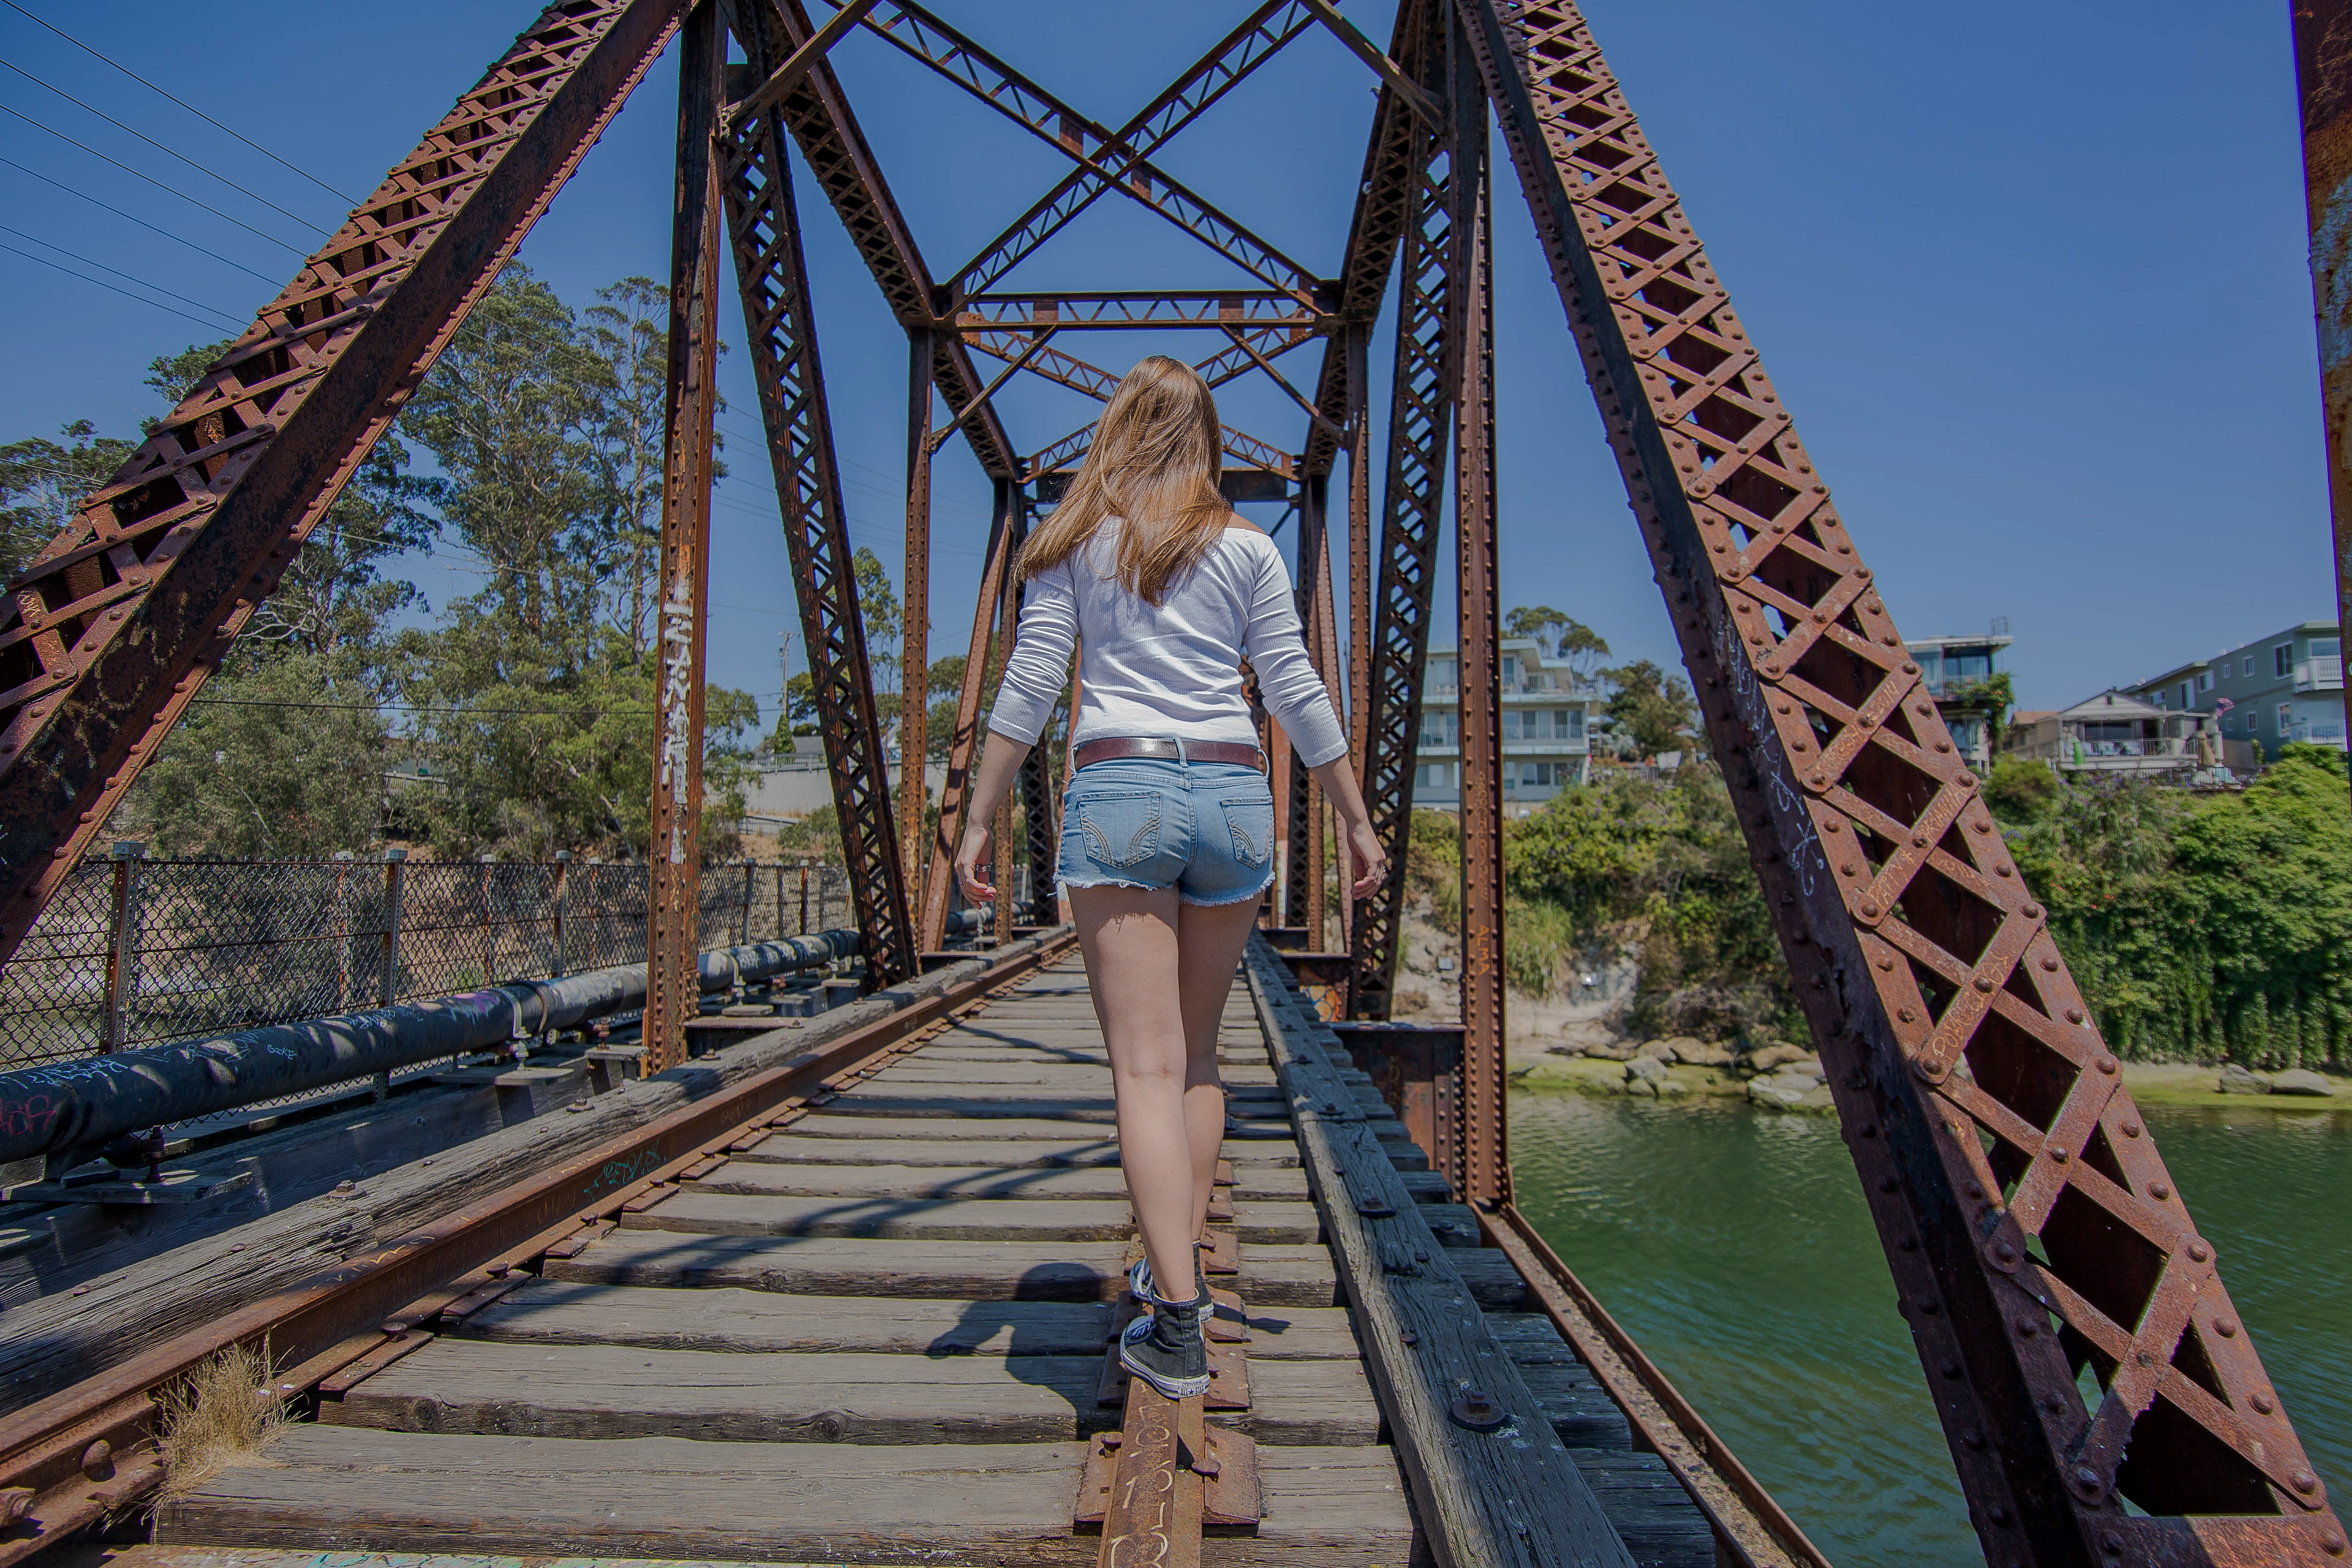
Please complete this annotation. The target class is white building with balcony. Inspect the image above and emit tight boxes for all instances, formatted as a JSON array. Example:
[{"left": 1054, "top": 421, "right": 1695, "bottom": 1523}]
[
  {"left": 1411, "top": 638, "right": 1596, "bottom": 815},
  {"left": 2123, "top": 620, "right": 2343, "bottom": 762}
]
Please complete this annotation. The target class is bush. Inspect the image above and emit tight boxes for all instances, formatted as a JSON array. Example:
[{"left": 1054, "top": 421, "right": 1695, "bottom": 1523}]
[{"left": 1985, "top": 755, "right": 2057, "bottom": 822}]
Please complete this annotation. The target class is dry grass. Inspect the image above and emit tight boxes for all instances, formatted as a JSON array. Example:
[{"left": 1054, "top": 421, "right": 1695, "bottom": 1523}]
[{"left": 157, "top": 1342, "right": 284, "bottom": 1501}]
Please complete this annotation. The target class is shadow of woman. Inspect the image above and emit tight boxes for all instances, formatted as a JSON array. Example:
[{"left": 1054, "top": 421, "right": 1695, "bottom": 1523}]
[{"left": 925, "top": 1262, "right": 1119, "bottom": 1433}]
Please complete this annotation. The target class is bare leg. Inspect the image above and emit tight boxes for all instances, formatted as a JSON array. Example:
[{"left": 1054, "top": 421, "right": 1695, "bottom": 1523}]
[
  {"left": 1069, "top": 883, "right": 1197, "bottom": 1300},
  {"left": 1176, "top": 896, "right": 1262, "bottom": 1246}
]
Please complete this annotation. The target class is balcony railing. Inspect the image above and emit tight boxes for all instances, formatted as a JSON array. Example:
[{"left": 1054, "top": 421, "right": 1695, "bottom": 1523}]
[{"left": 2294, "top": 657, "right": 2343, "bottom": 693}]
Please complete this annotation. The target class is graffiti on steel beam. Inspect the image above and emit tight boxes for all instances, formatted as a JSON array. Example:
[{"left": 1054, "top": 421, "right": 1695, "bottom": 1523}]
[{"left": 1461, "top": 0, "right": 2343, "bottom": 1556}]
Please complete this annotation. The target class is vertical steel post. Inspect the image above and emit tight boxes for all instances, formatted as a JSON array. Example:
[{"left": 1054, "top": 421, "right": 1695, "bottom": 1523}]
[
  {"left": 1342, "top": 326, "right": 1371, "bottom": 961},
  {"left": 902, "top": 328, "right": 936, "bottom": 906},
  {"left": 1449, "top": 36, "right": 1506, "bottom": 1205},
  {"left": 99, "top": 840, "right": 145, "bottom": 1055},
  {"left": 643, "top": 0, "right": 725, "bottom": 1073},
  {"left": 551, "top": 849, "right": 571, "bottom": 978},
  {"left": 992, "top": 492, "right": 1024, "bottom": 945},
  {"left": 2293, "top": 0, "right": 2352, "bottom": 793},
  {"left": 379, "top": 848, "right": 407, "bottom": 1008},
  {"left": 922, "top": 480, "right": 1016, "bottom": 949}
]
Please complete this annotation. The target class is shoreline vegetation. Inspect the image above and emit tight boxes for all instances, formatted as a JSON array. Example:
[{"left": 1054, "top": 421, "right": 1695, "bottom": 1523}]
[{"left": 1388, "top": 740, "right": 2352, "bottom": 1123}]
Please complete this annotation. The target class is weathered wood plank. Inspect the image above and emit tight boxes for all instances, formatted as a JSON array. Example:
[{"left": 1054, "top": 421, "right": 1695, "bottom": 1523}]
[
  {"left": 1570, "top": 1450, "right": 1719, "bottom": 1568},
  {"left": 1243, "top": 939, "right": 1635, "bottom": 1568},
  {"left": 756, "top": 1115, "right": 1303, "bottom": 1153},
  {"left": 617, "top": 1190, "right": 1322, "bottom": 1245},
  {"left": 461, "top": 1280, "right": 1368, "bottom": 1360},
  {"left": 545, "top": 1227, "right": 1344, "bottom": 1306},
  {"left": 690, "top": 1158, "right": 1313, "bottom": 1204},
  {"left": 325, "top": 1340, "right": 1109, "bottom": 1444},
  {"left": 466, "top": 1279, "right": 1109, "bottom": 1354}
]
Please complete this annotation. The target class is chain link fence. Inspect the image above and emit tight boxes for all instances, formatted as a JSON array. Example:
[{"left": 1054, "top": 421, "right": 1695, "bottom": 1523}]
[{"left": 0, "top": 854, "right": 851, "bottom": 1071}]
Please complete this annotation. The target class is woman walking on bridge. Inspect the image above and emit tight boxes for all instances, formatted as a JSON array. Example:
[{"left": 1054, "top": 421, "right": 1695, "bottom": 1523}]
[{"left": 956, "top": 355, "right": 1385, "bottom": 1400}]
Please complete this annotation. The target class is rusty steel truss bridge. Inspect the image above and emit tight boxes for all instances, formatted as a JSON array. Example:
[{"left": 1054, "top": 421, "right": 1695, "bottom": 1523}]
[{"left": 0, "top": 1, "right": 2342, "bottom": 1564}]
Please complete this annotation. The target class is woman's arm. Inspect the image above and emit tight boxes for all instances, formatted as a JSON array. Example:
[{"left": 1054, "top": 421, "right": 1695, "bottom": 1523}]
[
  {"left": 953, "top": 731, "right": 1032, "bottom": 903},
  {"left": 1309, "top": 753, "right": 1387, "bottom": 899}
]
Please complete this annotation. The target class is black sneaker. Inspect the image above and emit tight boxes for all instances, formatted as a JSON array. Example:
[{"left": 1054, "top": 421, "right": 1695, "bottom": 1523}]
[{"left": 1119, "top": 1289, "right": 1210, "bottom": 1400}]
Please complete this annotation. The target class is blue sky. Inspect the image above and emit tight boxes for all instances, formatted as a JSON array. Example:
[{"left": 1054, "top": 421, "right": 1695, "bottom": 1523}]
[{"left": 0, "top": 0, "right": 2327, "bottom": 720}]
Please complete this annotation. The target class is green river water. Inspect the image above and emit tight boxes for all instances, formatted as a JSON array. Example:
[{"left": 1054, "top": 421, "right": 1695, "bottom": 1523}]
[{"left": 1508, "top": 1089, "right": 2352, "bottom": 1567}]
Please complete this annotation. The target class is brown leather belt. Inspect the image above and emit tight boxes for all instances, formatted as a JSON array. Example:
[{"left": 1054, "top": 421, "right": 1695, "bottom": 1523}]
[{"left": 1071, "top": 737, "right": 1266, "bottom": 772}]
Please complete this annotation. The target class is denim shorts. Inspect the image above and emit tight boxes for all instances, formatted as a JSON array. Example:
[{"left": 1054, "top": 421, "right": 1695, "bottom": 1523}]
[{"left": 1058, "top": 756, "right": 1277, "bottom": 907}]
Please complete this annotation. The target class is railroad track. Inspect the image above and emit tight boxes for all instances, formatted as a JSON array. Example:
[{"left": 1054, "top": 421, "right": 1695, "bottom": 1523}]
[{"left": 1, "top": 935, "right": 1728, "bottom": 1567}]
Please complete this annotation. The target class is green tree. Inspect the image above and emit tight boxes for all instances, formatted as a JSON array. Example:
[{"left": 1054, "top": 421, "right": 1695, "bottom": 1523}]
[
  {"left": 143, "top": 339, "right": 237, "bottom": 426},
  {"left": 854, "top": 546, "right": 901, "bottom": 692},
  {"left": 581, "top": 277, "right": 673, "bottom": 657},
  {"left": 138, "top": 653, "right": 391, "bottom": 858},
  {"left": 1503, "top": 606, "right": 1609, "bottom": 675},
  {"left": 1598, "top": 659, "right": 1697, "bottom": 759},
  {"left": 0, "top": 421, "right": 135, "bottom": 581}
]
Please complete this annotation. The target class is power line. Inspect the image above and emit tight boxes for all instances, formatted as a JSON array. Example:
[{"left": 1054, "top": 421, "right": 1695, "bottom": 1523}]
[
  {"left": 0, "top": 221, "right": 245, "bottom": 330},
  {"left": 0, "top": 0, "right": 360, "bottom": 204},
  {"left": 0, "top": 58, "right": 330, "bottom": 238},
  {"left": 0, "top": 154, "right": 280, "bottom": 283},
  {"left": 0, "top": 237, "right": 242, "bottom": 333},
  {"left": 0, "top": 100, "right": 311, "bottom": 255}
]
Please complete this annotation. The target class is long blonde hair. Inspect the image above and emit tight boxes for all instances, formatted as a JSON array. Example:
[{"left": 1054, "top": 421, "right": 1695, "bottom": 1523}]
[{"left": 1021, "top": 355, "right": 1229, "bottom": 605}]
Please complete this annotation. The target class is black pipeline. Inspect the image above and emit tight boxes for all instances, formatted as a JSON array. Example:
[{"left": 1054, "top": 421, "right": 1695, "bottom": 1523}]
[{"left": 0, "top": 930, "right": 862, "bottom": 1167}]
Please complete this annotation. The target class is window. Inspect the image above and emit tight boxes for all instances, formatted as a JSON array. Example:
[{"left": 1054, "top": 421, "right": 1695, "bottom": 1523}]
[
  {"left": 1518, "top": 761, "right": 1553, "bottom": 788},
  {"left": 1419, "top": 710, "right": 1458, "bottom": 747},
  {"left": 2152, "top": 690, "right": 2166, "bottom": 709},
  {"left": 1950, "top": 650, "right": 1992, "bottom": 684},
  {"left": 1428, "top": 658, "right": 1457, "bottom": 690},
  {"left": 2244, "top": 655, "right": 2256, "bottom": 677},
  {"left": 1566, "top": 708, "right": 1585, "bottom": 741},
  {"left": 2180, "top": 682, "right": 2192, "bottom": 710},
  {"left": 2276, "top": 644, "right": 2293, "bottom": 679},
  {"left": 1501, "top": 710, "right": 1521, "bottom": 741},
  {"left": 2316, "top": 638, "right": 2343, "bottom": 660},
  {"left": 2198, "top": 671, "right": 2212, "bottom": 692},
  {"left": 1415, "top": 762, "right": 1453, "bottom": 790},
  {"left": 1502, "top": 657, "right": 1520, "bottom": 688},
  {"left": 2281, "top": 703, "right": 2296, "bottom": 735}
]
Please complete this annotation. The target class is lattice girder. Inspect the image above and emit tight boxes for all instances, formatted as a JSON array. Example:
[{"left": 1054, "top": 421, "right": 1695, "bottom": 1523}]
[
  {"left": 1463, "top": 0, "right": 2340, "bottom": 1556},
  {"left": 720, "top": 0, "right": 914, "bottom": 986},
  {"left": 0, "top": 0, "right": 688, "bottom": 965}
]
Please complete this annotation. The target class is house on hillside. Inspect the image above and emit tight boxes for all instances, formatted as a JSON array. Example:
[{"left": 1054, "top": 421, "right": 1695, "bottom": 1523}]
[
  {"left": 2005, "top": 689, "right": 2216, "bottom": 778},
  {"left": 1414, "top": 638, "right": 1596, "bottom": 815},
  {"left": 1903, "top": 630, "right": 2014, "bottom": 772},
  {"left": 2123, "top": 620, "right": 2342, "bottom": 763}
]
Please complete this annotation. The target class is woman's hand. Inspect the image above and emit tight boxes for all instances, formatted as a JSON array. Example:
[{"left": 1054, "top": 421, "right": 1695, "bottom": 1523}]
[
  {"left": 1341, "top": 817, "right": 1387, "bottom": 900},
  {"left": 956, "top": 822, "right": 996, "bottom": 905}
]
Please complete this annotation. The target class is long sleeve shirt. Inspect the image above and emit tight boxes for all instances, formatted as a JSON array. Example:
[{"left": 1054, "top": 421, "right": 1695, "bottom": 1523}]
[{"left": 986, "top": 520, "right": 1349, "bottom": 766}]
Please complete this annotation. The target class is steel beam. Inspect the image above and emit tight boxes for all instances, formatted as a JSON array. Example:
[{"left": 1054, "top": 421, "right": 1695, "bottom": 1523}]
[
  {"left": 744, "top": 0, "right": 1017, "bottom": 480},
  {"left": 857, "top": 0, "right": 1317, "bottom": 299},
  {"left": 2294, "top": 0, "right": 2352, "bottom": 801},
  {"left": 721, "top": 0, "right": 914, "bottom": 988},
  {"left": 0, "top": 0, "right": 687, "bottom": 965},
  {"left": 1461, "top": 0, "right": 2344, "bottom": 1558},
  {"left": 643, "top": 2, "right": 727, "bottom": 1075},
  {"left": 921, "top": 480, "right": 1015, "bottom": 952},
  {"left": 955, "top": 291, "right": 1327, "bottom": 331},
  {"left": 1448, "top": 32, "right": 1505, "bottom": 1206},
  {"left": 966, "top": 332, "right": 1300, "bottom": 481},
  {"left": 1349, "top": 0, "right": 1457, "bottom": 1020},
  {"left": 900, "top": 328, "right": 935, "bottom": 928},
  {"left": 950, "top": 1, "right": 1320, "bottom": 302}
]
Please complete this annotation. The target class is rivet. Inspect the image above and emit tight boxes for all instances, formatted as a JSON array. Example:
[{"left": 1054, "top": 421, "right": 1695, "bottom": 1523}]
[
  {"left": 2122, "top": 1121, "right": 2141, "bottom": 1138},
  {"left": 2215, "top": 1317, "right": 2238, "bottom": 1338},
  {"left": 1987, "top": 1505, "right": 2009, "bottom": 1525},
  {"left": 1995, "top": 864, "right": 2013, "bottom": 877},
  {"left": 1101, "top": 1431, "right": 1122, "bottom": 1451},
  {"left": 2095, "top": 1055, "right": 2117, "bottom": 1074},
  {"left": 2185, "top": 1239, "right": 2211, "bottom": 1263},
  {"left": 2321, "top": 1526, "right": 2346, "bottom": 1556},
  {"left": 1973, "top": 977, "right": 1994, "bottom": 993},
  {"left": 1991, "top": 1242, "right": 2018, "bottom": 1265},
  {"left": 1918, "top": 1297, "right": 1939, "bottom": 1316},
  {"left": 2294, "top": 1469, "right": 2320, "bottom": 1495},
  {"left": 1895, "top": 1006, "right": 1914, "bottom": 1022},
  {"left": 2101, "top": 1532, "right": 2125, "bottom": 1556},
  {"left": 2065, "top": 1008, "right": 2085, "bottom": 1023},
  {"left": 2076, "top": 1466, "right": 2101, "bottom": 1488},
  {"left": 80, "top": 1440, "right": 112, "bottom": 1480},
  {"left": 1877, "top": 1176, "right": 1899, "bottom": 1193},
  {"left": 2022, "top": 903, "right": 2043, "bottom": 919},
  {"left": 2251, "top": 1391, "right": 2275, "bottom": 1414},
  {"left": 1842, "top": 862, "right": 1860, "bottom": 877},
  {"left": 1963, "top": 1429, "right": 1986, "bottom": 1450},
  {"left": 2150, "top": 1182, "right": 2170, "bottom": 1199},
  {"left": 2016, "top": 1317, "right": 2038, "bottom": 1338},
  {"left": 1860, "top": 901, "right": 1879, "bottom": 918},
  {"left": 2049, "top": 1146, "right": 2069, "bottom": 1164},
  {"left": 1965, "top": 1182, "right": 1985, "bottom": 1199},
  {"left": 1823, "top": 820, "right": 1842, "bottom": 833},
  {"left": 2041, "top": 1396, "right": 2065, "bottom": 1414},
  {"left": 1942, "top": 1360, "right": 1962, "bottom": 1378},
  {"left": 1811, "top": 774, "right": 1830, "bottom": 791}
]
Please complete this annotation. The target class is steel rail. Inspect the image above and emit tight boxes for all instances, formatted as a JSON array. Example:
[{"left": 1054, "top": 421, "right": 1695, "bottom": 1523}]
[
  {"left": 0, "top": 0, "right": 690, "bottom": 971},
  {"left": 0, "top": 930, "right": 1076, "bottom": 1566},
  {"left": 1483, "top": 1204, "right": 1834, "bottom": 1568}
]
